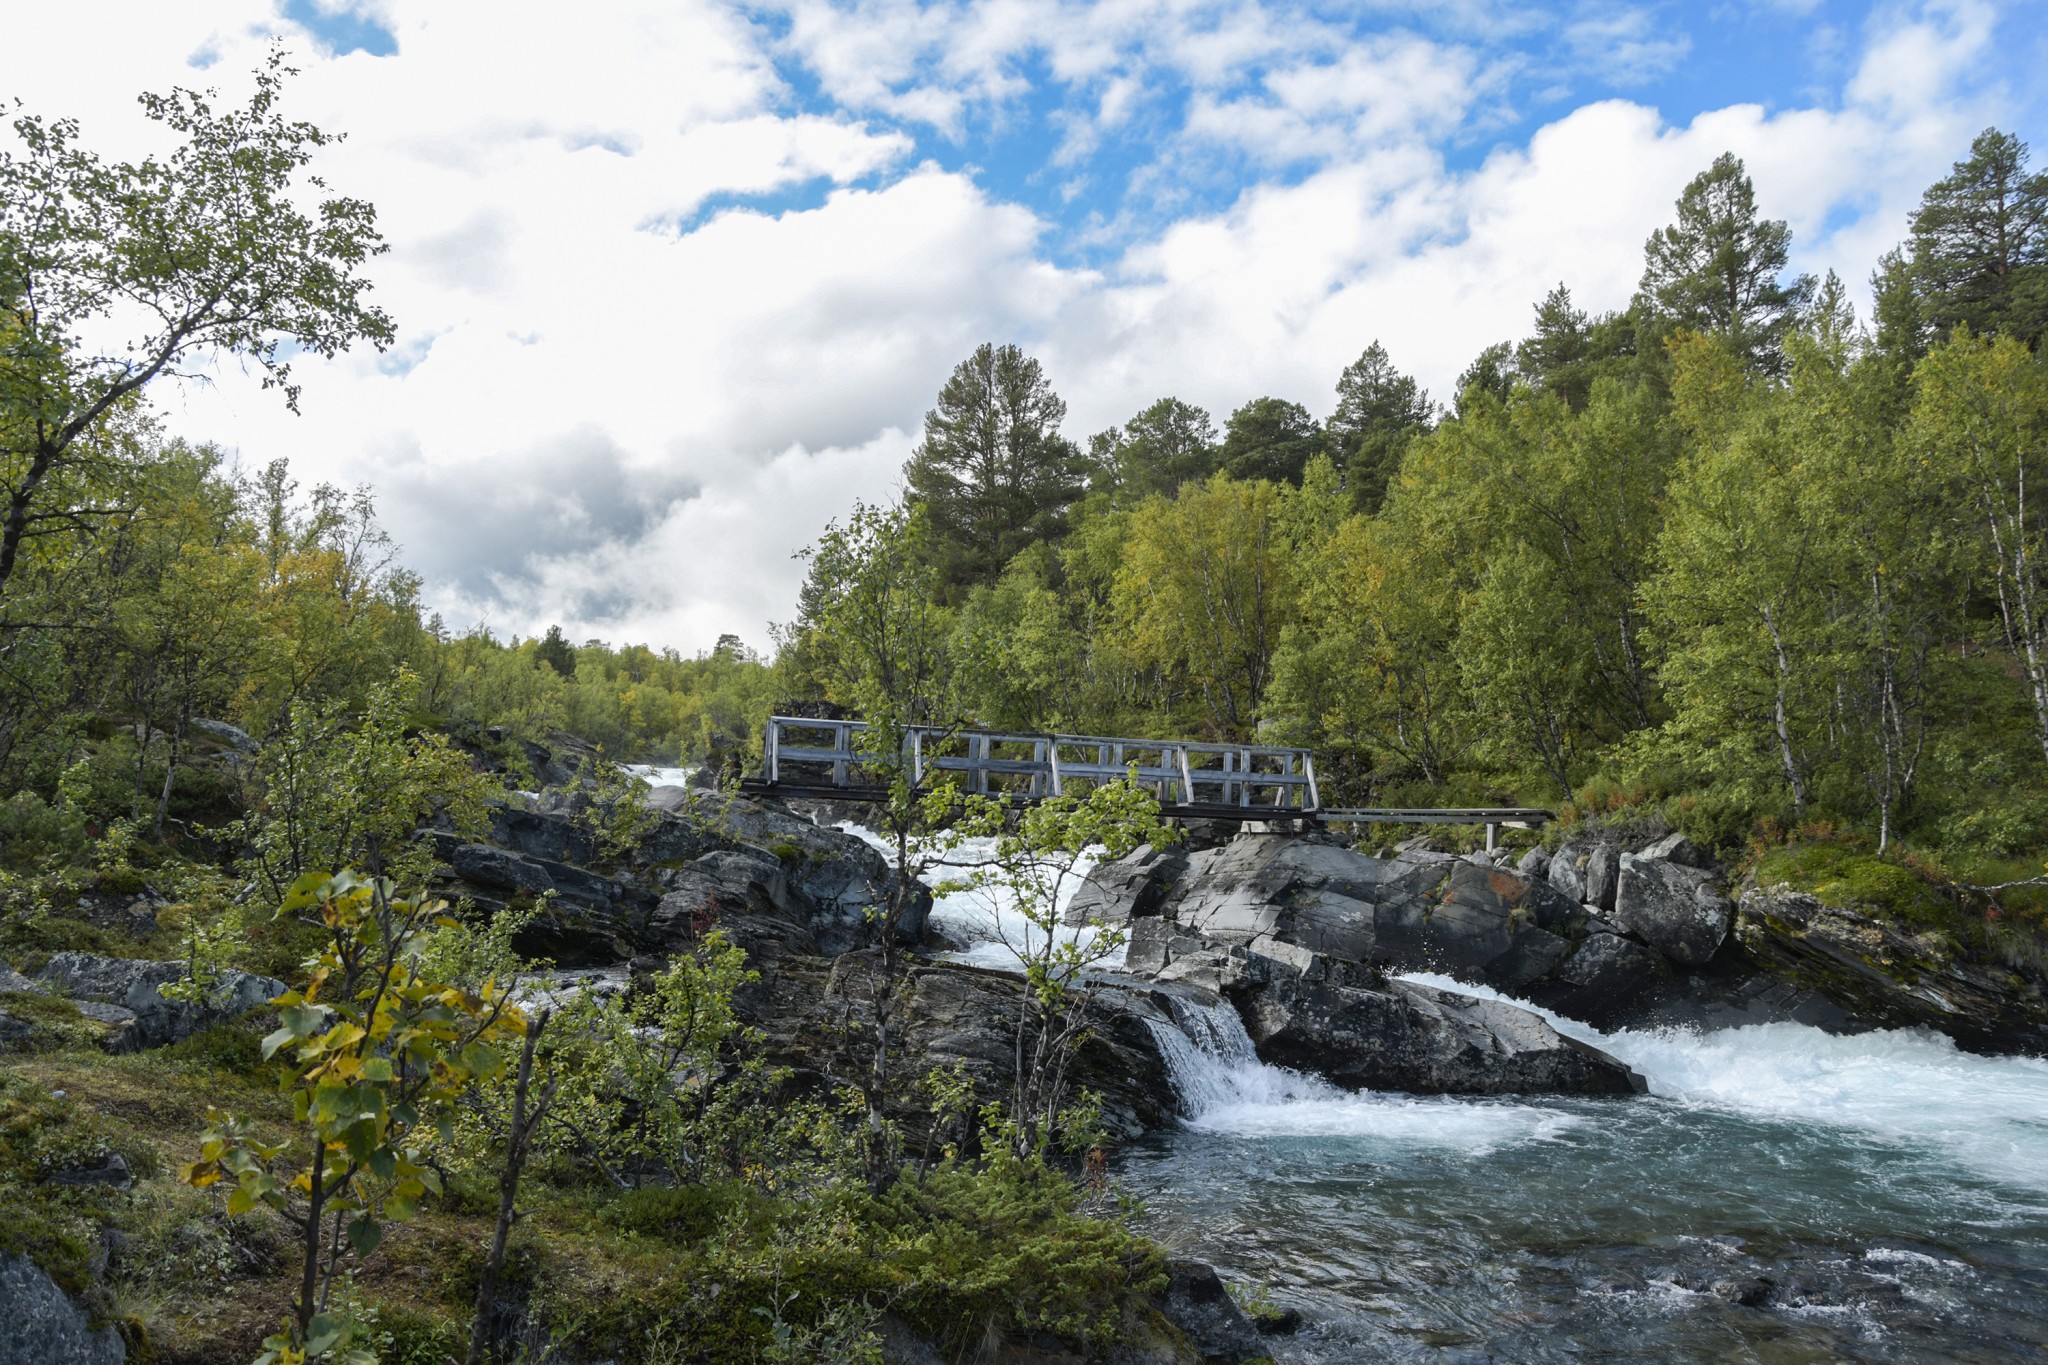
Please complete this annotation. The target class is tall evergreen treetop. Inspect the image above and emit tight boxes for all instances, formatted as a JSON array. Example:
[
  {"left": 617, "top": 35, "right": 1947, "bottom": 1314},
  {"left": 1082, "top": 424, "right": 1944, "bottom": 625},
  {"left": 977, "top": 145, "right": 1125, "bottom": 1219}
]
[
  {"left": 1638, "top": 152, "right": 1813, "bottom": 374},
  {"left": 1216, "top": 396, "right": 1322, "bottom": 486},
  {"left": 1326, "top": 342, "right": 1432, "bottom": 514},
  {"left": 1909, "top": 127, "right": 2048, "bottom": 346},
  {"left": 903, "top": 343, "right": 1081, "bottom": 598}
]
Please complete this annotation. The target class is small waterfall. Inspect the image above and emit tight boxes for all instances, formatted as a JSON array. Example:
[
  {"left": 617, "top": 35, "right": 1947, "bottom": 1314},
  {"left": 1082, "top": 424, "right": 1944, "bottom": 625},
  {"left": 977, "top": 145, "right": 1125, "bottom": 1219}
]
[{"left": 1144, "top": 994, "right": 1334, "bottom": 1119}]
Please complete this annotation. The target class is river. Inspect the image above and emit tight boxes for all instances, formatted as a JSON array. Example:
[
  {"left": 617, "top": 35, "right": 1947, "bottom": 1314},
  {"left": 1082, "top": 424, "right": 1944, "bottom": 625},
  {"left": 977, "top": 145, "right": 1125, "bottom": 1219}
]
[
  {"left": 879, "top": 828, "right": 2048, "bottom": 1360},
  {"left": 1124, "top": 982, "right": 2048, "bottom": 1361}
]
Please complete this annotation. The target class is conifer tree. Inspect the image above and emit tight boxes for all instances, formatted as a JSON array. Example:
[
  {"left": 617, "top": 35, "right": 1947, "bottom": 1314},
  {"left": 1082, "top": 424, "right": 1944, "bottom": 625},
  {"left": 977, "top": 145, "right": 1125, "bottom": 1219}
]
[
  {"left": 1909, "top": 128, "right": 2048, "bottom": 346},
  {"left": 1638, "top": 153, "right": 1813, "bottom": 374},
  {"left": 903, "top": 343, "right": 1081, "bottom": 599}
]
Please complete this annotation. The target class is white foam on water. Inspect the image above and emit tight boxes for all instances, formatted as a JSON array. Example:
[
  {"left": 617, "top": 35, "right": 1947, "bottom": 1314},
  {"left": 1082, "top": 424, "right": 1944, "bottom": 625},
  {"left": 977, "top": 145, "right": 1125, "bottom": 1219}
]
[
  {"left": 1142, "top": 992, "right": 1583, "bottom": 1149},
  {"left": 835, "top": 822, "right": 1115, "bottom": 973},
  {"left": 623, "top": 764, "right": 696, "bottom": 788},
  {"left": 1400, "top": 970, "right": 2048, "bottom": 1194}
]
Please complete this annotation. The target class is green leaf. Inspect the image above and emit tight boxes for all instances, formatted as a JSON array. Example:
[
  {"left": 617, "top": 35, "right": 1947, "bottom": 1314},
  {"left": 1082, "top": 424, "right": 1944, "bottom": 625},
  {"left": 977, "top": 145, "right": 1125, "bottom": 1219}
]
[
  {"left": 259, "top": 1025, "right": 295, "bottom": 1061},
  {"left": 346, "top": 1213, "right": 383, "bottom": 1257},
  {"left": 305, "top": 1313, "right": 347, "bottom": 1355}
]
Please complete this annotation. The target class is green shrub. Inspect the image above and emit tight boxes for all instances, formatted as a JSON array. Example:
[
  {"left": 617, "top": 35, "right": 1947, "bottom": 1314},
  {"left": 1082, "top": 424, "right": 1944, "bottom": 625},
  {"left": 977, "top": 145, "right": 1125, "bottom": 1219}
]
[
  {"left": 0, "top": 991, "right": 101, "bottom": 1051},
  {"left": 0, "top": 794, "right": 86, "bottom": 867},
  {"left": 613, "top": 1181, "right": 769, "bottom": 1245}
]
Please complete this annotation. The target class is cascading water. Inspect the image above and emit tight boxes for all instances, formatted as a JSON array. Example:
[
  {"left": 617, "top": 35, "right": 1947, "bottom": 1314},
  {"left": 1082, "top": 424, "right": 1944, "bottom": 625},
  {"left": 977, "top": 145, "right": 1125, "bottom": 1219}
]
[
  {"left": 835, "top": 822, "right": 1116, "bottom": 973},
  {"left": 1143, "top": 995, "right": 1334, "bottom": 1118},
  {"left": 835, "top": 817, "right": 2048, "bottom": 1359},
  {"left": 1121, "top": 971, "right": 2048, "bottom": 1362}
]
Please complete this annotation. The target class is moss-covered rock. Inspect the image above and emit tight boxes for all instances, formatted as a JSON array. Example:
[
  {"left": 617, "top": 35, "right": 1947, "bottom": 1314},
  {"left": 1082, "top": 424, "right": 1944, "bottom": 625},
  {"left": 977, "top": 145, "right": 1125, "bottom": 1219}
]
[{"left": 1735, "top": 885, "right": 2048, "bottom": 1054}]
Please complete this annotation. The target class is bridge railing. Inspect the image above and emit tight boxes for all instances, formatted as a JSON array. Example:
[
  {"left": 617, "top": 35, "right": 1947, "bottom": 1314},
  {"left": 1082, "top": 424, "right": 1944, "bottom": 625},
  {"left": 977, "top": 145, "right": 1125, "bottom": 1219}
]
[{"left": 760, "top": 716, "right": 1320, "bottom": 811}]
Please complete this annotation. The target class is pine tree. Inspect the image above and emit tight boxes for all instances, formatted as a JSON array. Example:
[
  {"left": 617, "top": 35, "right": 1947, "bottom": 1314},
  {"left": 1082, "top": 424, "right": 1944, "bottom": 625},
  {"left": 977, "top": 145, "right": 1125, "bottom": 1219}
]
[
  {"left": 1909, "top": 128, "right": 2048, "bottom": 346},
  {"left": 903, "top": 343, "right": 1081, "bottom": 598},
  {"left": 1326, "top": 343, "right": 1432, "bottom": 514},
  {"left": 1085, "top": 397, "right": 1218, "bottom": 503},
  {"left": 1638, "top": 153, "right": 1813, "bottom": 374},
  {"left": 1216, "top": 397, "right": 1322, "bottom": 486}
]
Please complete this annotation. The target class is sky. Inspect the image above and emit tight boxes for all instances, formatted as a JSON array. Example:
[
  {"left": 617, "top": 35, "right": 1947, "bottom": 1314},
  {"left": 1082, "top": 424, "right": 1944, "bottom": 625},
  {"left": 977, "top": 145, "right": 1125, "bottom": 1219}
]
[{"left": 4, "top": 0, "right": 2044, "bottom": 656}]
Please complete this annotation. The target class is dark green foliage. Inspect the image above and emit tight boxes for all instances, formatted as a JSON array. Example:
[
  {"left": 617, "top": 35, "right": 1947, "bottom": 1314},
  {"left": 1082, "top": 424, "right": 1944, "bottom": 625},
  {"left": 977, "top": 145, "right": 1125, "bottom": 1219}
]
[
  {"left": 1327, "top": 342, "right": 1431, "bottom": 513},
  {"left": 1453, "top": 340, "right": 1518, "bottom": 413},
  {"left": 611, "top": 1181, "right": 770, "bottom": 1244},
  {"left": 1909, "top": 128, "right": 2048, "bottom": 346},
  {"left": 1085, "top": 396, "right": 1219, "bottom": 503},
  {"left": 534, "top": 625, "right": 578, "bottom": 679},
  {"left": 1216, "top": 395, "right": 1322, "bottom": 485},
  {"left": 903, "top": 342, "right": 1084, "bottom": 599},
  {"left": 1637, "top": 152, "right": 1813, "bottom": 373}
]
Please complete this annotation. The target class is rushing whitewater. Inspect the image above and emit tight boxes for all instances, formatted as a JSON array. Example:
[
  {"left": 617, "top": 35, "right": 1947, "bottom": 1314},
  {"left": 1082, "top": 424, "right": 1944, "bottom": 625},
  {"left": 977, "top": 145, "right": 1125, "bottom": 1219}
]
[
  {"left": 834, "top": 822, "right": 1116, "bottom": 973},
  {"left": 1128, "top": 968, "right": 2048, "bottom": 1361},
  {"left": 837, "top": 817, "right": 2048, "bottom": 1357}
]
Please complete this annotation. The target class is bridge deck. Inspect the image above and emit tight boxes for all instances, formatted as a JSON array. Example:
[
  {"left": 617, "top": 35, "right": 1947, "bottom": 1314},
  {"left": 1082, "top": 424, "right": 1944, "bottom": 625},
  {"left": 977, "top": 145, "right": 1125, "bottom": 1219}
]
[{"left": 746, "top": 717, "right": 1552, "bottom": 841}]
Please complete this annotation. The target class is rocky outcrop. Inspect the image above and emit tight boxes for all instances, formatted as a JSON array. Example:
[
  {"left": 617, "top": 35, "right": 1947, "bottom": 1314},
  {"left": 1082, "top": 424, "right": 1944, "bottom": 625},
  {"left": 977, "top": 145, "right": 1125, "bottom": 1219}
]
[
  {"left": 1062, "top": 842, "right": 1188, "bottom": 927},
  {"left": 1612, "top": 854, "right": 1733, "bottom": 966},
  {"left": 437, "top": 794, "right": 929, "bottom": 966},
  {"left": 1237, "top": 972, "right": 1645, "bottom": 1096},
  {"left": 1735, "top": 886, "right": 2048, "bottom": 1054},
  {"left": 1087, "top": 835, "right": 1680, "bottom": 1028},
  {"left": 1156, "top": 838, "right": 1593, "bottom": 989},
  {"left": 737, "top": 950, "right": 1180, "bottom": 1141},
  {"left": 0, "top": 1254, "right": 123, "bottom": 1365},
  {"left": 34, "top": 953, "right": 284, "bottom": 1052}
]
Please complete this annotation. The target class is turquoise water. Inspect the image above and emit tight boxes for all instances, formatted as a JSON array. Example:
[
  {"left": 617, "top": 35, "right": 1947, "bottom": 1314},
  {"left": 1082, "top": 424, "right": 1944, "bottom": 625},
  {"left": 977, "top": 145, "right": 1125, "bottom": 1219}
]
[{"left": 1118, "top": 980, "right": 2048, "bottom": 1362}]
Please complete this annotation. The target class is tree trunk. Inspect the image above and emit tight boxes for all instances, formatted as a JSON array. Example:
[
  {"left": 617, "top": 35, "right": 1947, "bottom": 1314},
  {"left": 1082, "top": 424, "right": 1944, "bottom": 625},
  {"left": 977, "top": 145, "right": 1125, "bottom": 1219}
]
[
  {"left": 296, "top": 1142, "right": 328, "bottom": 1339},
  {"left": 468, "top": 1013, "right": 553, "bottom": 1365}
]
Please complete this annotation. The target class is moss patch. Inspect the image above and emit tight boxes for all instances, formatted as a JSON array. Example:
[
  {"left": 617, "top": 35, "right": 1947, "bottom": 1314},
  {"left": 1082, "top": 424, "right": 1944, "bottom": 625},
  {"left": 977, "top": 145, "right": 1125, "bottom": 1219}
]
[{"left": 1754, "top": 840, "right": 1962, "bottom": 934}]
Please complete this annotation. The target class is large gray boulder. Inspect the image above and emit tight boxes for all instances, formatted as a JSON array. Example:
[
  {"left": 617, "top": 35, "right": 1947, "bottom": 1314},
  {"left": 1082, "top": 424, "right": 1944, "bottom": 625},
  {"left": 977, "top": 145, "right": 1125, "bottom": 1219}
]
[
  {"left": 36, "top": 953, "right": 284, "bottom": 1052},
  {"left": 1062, "top": 843, "right": 1188, "bottom": 926},
  {"left": 1641, "top": 831, "right": 1714, "bottom": 870},
  {"left": 0, "top": 1254, "right": 123, "bottom": 1365},
  {"left": 1129, "top": 836, "right": 1591, "bottom": 992},
  {"left": 1548, "top": 842, "right": 1587, "bottom": 903},
  {"left": 1237, "top": 973, "right": 1645, "bottom": 1096},
  {"left": 1613, "top": 855, "right": 1733, "bottom": 966}
]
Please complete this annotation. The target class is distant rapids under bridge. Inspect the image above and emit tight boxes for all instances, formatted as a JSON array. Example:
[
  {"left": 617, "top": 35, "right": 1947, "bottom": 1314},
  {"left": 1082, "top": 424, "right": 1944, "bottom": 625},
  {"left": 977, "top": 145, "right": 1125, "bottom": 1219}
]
[{"left": 740, "top": 715, "right": 1552, "bottom": 850}]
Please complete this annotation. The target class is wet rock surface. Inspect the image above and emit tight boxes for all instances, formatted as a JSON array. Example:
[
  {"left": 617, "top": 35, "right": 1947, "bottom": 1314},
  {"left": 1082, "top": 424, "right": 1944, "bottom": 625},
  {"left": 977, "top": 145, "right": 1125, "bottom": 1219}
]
[
  {"left": 736, "top": 950, "right": 1182, "bottom": 1141},
  {"left": 1238, "top": 973, "right": 1645, "bottom": 1096},
  {"left": 1735, "top": 885, "right": 2048, "bottom": 1054}
]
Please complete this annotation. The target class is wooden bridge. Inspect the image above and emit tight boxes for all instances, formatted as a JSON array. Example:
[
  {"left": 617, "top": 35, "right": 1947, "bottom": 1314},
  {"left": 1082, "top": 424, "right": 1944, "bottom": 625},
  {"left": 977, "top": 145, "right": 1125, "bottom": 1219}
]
[{"left": 743, "top": 716, "right": 1550, "bottom": 847}]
